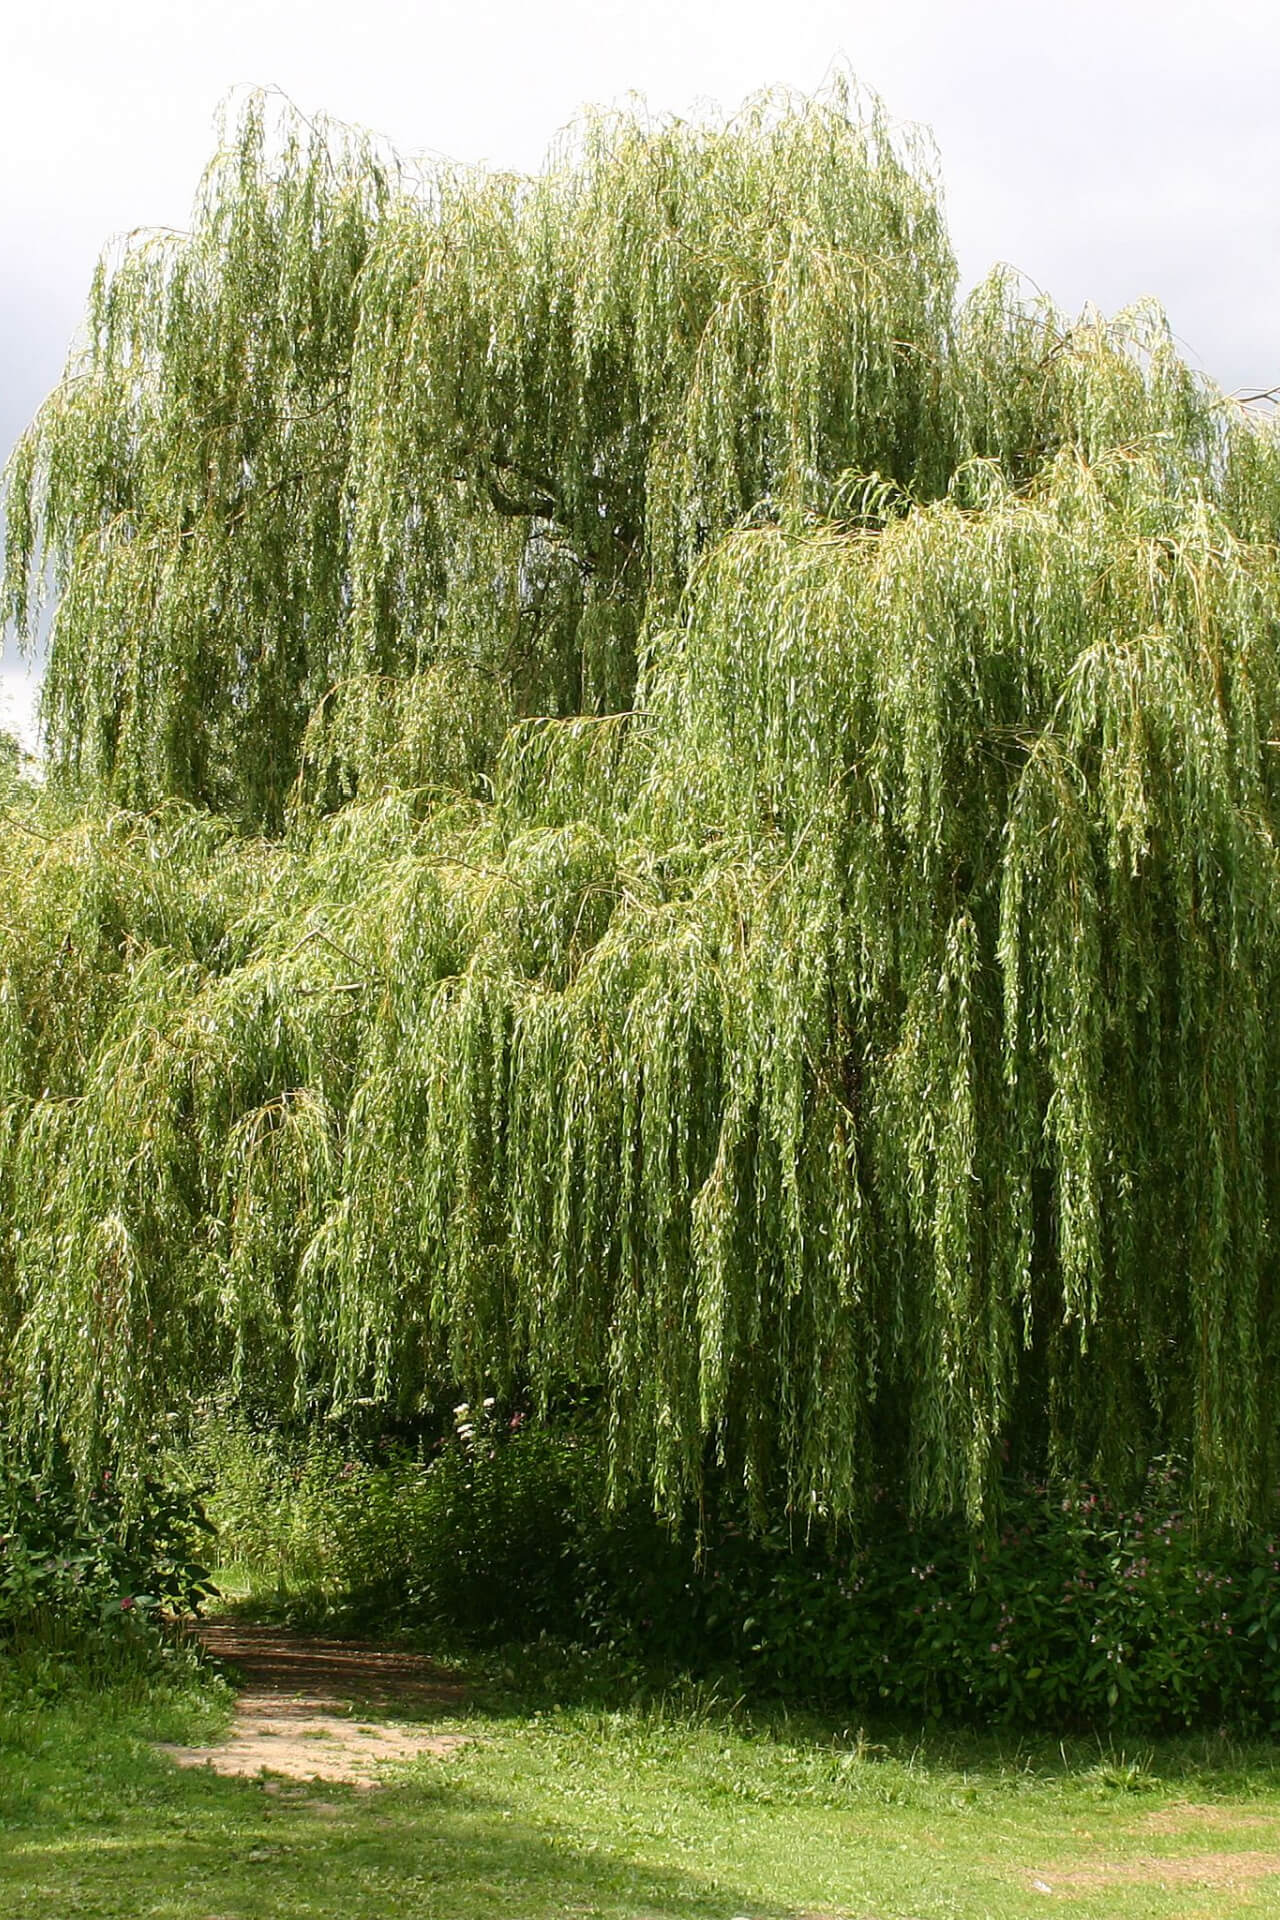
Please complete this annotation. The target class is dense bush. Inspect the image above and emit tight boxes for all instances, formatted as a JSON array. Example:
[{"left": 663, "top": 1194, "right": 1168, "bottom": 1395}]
[
  {"left": 199, "top": 1414, "right": 1280, "bottom": 1733},
  {"left": 200, "top": 1404, "right": 662, "bottom": 1640},
  {"left": 681, "top": 1469, "right": 1280, "bottom": 1734},
  {"left": 0, "top": 1445, "right": 215, "bottom": 1649}
]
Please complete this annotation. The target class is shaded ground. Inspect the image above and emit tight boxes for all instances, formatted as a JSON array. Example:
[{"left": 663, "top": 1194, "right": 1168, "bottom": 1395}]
[
  {"left": 147, "top": 1620, "right": 1280, "bottom": 1905},
  {"left": 158, "top": 1618, "right": 469, "bottom": 1786},
  {"left": 10, "top": 1645, "right": 1280, "bottom": 1920}
]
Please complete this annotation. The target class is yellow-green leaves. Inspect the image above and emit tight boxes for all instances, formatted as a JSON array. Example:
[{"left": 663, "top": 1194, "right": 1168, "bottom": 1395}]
[{"left": 2, "top": 79, "right": 1279, "bottom": 1532}]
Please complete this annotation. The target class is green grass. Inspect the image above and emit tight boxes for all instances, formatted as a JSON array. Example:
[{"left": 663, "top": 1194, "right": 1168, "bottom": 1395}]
[{"left": 4, "top": 1637, "right": 1280, "bottom": 1920}]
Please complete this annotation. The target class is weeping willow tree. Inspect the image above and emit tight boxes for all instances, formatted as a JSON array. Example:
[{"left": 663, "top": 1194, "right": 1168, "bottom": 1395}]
[
  {"left": 4, "top": 81, "right": 957, "bottom": 827},
  {"left": 2, "top": 79, "right": 1280, "bottom": 1532}
]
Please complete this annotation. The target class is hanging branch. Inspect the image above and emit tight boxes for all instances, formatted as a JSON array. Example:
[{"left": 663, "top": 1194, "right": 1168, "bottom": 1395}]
[{"left": 1, "top": 78, "right": 1278, "bottom": 1534}]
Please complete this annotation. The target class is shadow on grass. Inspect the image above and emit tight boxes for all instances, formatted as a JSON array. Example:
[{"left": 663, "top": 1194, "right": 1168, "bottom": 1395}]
[
  {"left": 196, "top": 1588, "right": 1280, "bottom": 1802},
  {"left": 1, "top": 1743, "right": 775, "bottom": 1920}
]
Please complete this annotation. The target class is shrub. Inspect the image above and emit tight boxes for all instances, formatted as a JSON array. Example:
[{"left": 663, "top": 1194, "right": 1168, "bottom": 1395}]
[
  {"left": 198, "top": 1403, "right": 669, "bottom": 1640},
  {"left": 668, "top": 1465, "right": 1280, "bottom": 1734},
  {"left": 0, "top": 1444, "right": 215, "bottom": 1650}
]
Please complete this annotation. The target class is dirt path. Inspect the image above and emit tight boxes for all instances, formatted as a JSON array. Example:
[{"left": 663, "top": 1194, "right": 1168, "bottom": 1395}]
[{"left": 159, "top": 1619, "right": 470, "bottom": 1788}]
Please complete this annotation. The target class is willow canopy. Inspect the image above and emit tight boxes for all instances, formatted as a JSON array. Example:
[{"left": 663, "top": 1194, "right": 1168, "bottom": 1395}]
[{"left": 3, "top": 80, "right": 1279, "bottom": 1531}]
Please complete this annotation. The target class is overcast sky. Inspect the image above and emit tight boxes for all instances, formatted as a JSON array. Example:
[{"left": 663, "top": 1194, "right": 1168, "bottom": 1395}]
[{"left": 4, "top": 0, "right": 1279, "bottom": 744}]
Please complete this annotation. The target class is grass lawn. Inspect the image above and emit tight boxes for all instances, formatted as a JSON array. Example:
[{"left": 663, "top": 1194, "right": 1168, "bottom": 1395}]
[{"left": 3, "top": 1648, "right": 1280, "bottom": 1920}]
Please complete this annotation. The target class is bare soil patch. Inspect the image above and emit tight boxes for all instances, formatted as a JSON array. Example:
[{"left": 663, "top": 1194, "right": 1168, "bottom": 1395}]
[
  {"left": 1134, "top": 1801, "right": 1280, "bottom": 1836},
  {"left": 194, "top": 1620, "right": 467, "bottom": 1710},
  {"left": 1028, "top": 1851, "right": 1280, "bottom": 1892},
  {"left": 158, "top": 1619, "right": 469, "bottom": 1787}
]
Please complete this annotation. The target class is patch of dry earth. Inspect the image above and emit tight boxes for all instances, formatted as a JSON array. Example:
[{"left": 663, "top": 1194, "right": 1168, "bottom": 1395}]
[
  {"left": 158, "top": 1619, "right": 468, "bottom": 1787},
  {"left": 1028, "top": 1851, "right": 1280, "bottom": 1893},
  {"left": 1135, "top": 1802, "right": 1280, "bottom": 1836}
]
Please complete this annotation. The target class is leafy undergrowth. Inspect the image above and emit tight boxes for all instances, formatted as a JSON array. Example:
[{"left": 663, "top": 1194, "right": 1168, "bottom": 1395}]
[
  {"left": 197, "top": 1414, "right": 1280, "bottom": 1735},
  {"left": 1, "top": 1442, "right": 217, "bottom": 1656},
  {"left": 4, "top": 1626, "right": 1280, "bottom": 1920}
]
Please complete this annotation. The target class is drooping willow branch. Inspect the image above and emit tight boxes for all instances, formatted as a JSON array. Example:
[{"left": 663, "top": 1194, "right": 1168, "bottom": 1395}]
[{"left": 2, "top": 78, "right": 1279, "bottom": 1533}]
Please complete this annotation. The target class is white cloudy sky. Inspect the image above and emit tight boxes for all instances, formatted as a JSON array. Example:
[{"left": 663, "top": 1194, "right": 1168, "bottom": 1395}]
[{"left": 4, "top": 0, "right": 1279, "bottom": 744}]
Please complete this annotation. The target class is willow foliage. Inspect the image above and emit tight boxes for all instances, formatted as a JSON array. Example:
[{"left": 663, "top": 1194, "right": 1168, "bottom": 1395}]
[
  {"left": 3, "top": 81, "right": 1280, "bottom": 1531},
  {"left": 5, "top": 81, "right": 957, "bottom": 826}
]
